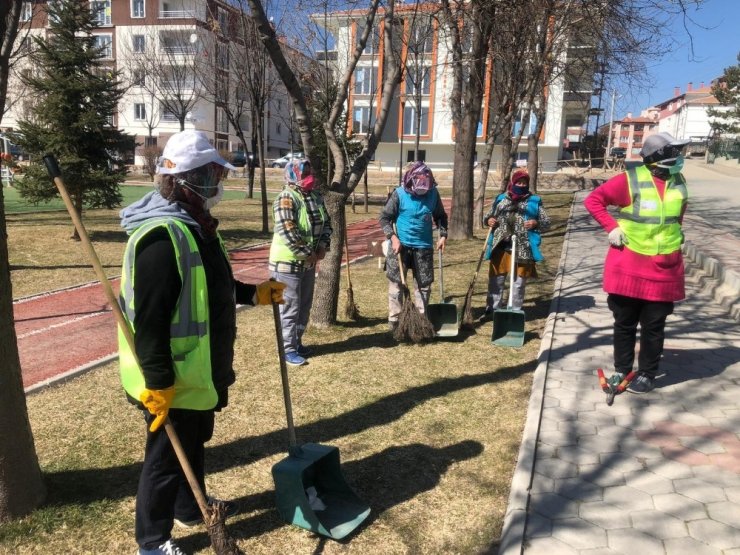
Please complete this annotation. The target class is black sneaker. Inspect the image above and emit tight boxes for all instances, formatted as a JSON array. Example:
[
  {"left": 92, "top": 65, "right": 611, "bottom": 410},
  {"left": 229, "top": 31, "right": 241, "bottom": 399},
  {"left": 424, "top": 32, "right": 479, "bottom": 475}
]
[
  {"left": 296, "top": 343, "right": 313, "bottom": 357},
  {"left": 627, "top": 373, "right": 655, "bottom": 394}
]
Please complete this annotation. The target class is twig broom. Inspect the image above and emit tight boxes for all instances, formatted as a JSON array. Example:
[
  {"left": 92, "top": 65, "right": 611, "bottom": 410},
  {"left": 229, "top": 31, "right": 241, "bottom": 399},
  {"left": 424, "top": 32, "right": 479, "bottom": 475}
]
[
  {"left": 460, "top": 227, "right": 493, "bottom": 330},
  {"left": 343, "top": 220, "right": 360, "bottom": 320},
  {"left": 44, "top": 155, "right": 242, "bottom": 555},
  {"left": 393, "top": 251, "right": 435, "bottom": 343}
]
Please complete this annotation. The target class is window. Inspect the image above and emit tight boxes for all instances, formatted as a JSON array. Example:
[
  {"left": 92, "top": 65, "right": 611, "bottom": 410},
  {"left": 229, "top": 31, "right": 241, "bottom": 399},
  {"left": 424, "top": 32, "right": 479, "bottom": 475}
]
[
  {"left": 216, "top": 107, "right": 228, "bottom": 133},
  {"left": 354, "top": 67, "right": 377, "bottom": 95},
  {"left": 215, "top": 75, "right": 228, "bottom": 103},
  {"left": 407, "top": 67, "right": 431, "bottom": 96},
  {"left": 512, "top": 110, "right": 536, "bottom": 137},
  {"left": 21, "top": 2, "right": 33, "bottom": 22},
  {"left": 403, "top": 105, "right": 429, "bottom": 135},
  {"left": 406, "top": 149, "right": 425, "bottom": 162},
  {"left": 216, "top": 42, "right": 229, "bottom": 69},
  {"left": 93, "top": 34, "right": 113, "bottom": 58},
  {"left": 132, "top": 68, "right": 145, "bottom": 87},
  {"left": 216, "top": 139, "right": 228, "bottom": 153},
  {"left": 409, "top": 20, "right": 433, "bottom": 54},
  {"left": 132, "top": 35, "right": 145, "bottom": 53},
  {"left": 352, "top": 106, "right": 376, "bottom": 134},
  {"left": 356, "top": 23, "right": 379, "bottom": 54},
  {"left": 91, "top": 1, "right": 111, "bottom": 26},
  {"left": 144, "top": 136, "right": 157, "bottom": 147},
  {"left": 47, "top": 1, "right": 61, "bottom": 24},
  {"left": 217, "top": 8, "right": 228, "bottom": 33},
  {"left": 20, "top": 37, "right": 32, "bottom": 55},
  {"left": 134, "top": 103, "right": 146, "bottom": 121},
  {"left": 131, "top": 0, "right": 145, "bottom": 18},
  {"left": 161, "top": 105, "right": 178, "bottom": 121}
]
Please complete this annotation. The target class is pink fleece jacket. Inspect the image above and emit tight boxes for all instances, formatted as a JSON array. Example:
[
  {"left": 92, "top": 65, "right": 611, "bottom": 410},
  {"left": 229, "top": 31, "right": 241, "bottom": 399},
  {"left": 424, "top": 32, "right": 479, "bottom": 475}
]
[{"left": 583, "top": 171, "right": 686, "bottom": 302}]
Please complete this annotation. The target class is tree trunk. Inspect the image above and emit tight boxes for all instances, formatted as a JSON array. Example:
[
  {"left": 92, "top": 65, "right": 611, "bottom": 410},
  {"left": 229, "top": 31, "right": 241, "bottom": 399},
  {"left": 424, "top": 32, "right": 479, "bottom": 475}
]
[
  {"left": 499, "top": 133, "right": 514, "bottom": 192},
  {"left": 527, "top": 133, "right": 539, "bottom": 192},
  {"left": 449, "top": 113, "right": 478, "bottom": 239},
  {"left": 474, "top": 140, "right": 496, "bottom": 229},
  {"left": 310, "top": 190, "right": 345, "bottom": 327},
  {"left": 256, "top": 120, "right": 268, "bottom": 233},
  {"left": 0, "top": 194, "right": 46, "bottom": 522}
]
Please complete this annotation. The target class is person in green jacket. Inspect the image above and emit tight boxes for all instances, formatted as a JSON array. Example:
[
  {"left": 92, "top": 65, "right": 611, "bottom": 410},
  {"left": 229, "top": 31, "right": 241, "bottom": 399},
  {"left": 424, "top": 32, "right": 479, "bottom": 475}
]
[{"left": 119, "top": 130, "right": 285, "bottom": 555}]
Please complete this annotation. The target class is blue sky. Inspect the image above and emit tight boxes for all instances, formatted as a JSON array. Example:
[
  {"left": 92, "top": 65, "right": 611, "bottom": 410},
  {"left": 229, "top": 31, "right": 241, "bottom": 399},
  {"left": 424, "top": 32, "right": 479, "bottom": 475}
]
[{"left": 615, "top": 0, "right": 740, "bottom": 120}]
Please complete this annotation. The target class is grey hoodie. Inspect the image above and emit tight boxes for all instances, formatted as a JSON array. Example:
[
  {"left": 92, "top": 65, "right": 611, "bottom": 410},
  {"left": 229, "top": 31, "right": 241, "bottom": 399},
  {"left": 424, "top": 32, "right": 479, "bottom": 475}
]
[{"left": 120, "top": 190, "right": 200, "bottom": 235}]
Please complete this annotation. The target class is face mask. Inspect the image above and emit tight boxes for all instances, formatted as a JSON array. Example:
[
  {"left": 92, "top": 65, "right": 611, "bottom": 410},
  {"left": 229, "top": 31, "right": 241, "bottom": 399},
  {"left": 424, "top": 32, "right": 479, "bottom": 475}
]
[
  {"left": 512, "top": 184, "right": 529, "bottom": 196},
  {"left": 668, "top": 155, "right": 684, "bottom": 175},
  {"left": 176, "top": 178, "right": 223, "bottom": 210},
  {"left": 300, "top": 174, "right": 315, "bottom": 192}
]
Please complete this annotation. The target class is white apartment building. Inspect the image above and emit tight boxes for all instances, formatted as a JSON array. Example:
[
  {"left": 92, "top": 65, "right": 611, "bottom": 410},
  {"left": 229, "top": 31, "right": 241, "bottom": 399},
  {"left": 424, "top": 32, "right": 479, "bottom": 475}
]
[
  {"left": 3, "top": 0, "right": 296, "bottom": 167},
  {"left": 656, "top": 82, "right": 719, "bottom": 143},
  {"left": 316, "top": 5, "right": 594, "bottom": 171}
]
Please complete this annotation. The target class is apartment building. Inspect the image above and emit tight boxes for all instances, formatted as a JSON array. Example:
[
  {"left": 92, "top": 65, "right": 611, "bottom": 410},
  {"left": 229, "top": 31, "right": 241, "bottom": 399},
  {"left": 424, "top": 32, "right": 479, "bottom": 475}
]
[
  {"left": 3, "top": 0, "right": 295, "bottom": 166},
  {"left": 316, "top": 5, "right": 594, "bottom": 171},
  {"left": 603, "top": 109, "right": 660, "bottom": 161}
]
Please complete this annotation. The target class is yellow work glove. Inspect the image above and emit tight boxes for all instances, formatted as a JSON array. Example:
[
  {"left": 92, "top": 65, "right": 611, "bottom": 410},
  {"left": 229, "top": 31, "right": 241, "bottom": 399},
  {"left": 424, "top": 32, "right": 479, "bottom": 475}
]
[
  {"left": 139, "top": 387, "right": 175, "bottom": 432},
  {"left": 255, "top": 280, "right": 286, "bottom": 305}
]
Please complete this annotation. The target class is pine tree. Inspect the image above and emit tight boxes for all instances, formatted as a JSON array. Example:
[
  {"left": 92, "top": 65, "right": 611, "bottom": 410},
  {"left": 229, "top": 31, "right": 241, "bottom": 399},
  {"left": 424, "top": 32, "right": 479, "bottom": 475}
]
[{"left": 14, "top": 0, "right": 130, "bottom": 237}]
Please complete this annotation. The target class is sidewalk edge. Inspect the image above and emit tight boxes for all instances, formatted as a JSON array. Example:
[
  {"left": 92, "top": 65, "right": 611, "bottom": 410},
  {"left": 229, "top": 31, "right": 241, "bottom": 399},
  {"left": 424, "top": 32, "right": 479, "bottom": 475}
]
[{"left": 497, "top": 192, "right": 578, "bottom": 555}]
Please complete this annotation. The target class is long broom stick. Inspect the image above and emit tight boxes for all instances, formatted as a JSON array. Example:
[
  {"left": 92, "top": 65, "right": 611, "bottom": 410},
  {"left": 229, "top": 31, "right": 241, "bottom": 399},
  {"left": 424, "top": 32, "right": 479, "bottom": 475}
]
[
  {"left": 44, "top": 155, "right": 242, "bottom": 555},
  {"left": 343, "top": 219, "right": 360, "bottom": 320},
  {"left": 460, "top": 226, "right": 494, "bottom": 329}
]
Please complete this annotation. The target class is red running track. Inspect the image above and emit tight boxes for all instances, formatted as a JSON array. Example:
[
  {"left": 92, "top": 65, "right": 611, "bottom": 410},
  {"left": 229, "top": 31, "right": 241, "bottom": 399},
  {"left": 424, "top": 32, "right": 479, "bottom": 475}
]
[{"left": 15, "top": 218, "right": 387, "bottom": 391}]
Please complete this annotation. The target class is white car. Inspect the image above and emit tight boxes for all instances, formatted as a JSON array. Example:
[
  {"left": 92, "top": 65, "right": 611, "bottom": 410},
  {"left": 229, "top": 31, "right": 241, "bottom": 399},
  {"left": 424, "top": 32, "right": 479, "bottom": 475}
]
[{"left": 271, "top": 152, "right": 304, "bottom": 168}]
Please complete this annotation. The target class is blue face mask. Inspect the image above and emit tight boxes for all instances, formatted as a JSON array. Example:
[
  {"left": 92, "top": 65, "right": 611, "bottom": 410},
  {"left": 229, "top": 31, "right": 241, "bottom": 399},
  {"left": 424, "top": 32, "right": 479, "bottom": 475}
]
[{"left": 668, "top": 155, "right": 684, "bottom": 175}]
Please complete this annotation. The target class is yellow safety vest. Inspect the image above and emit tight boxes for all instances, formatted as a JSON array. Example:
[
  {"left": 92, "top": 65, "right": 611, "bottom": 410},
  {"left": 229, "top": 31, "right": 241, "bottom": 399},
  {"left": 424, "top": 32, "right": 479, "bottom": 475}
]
[
  {"left": 618, "top": 165, "right": 687, "bottom": 256},
  {"left": 118, "top": 218, "right": 218, "bottom": 410},
  {"left": 269, "top": 186, "right": 327, "bottom": 263}
]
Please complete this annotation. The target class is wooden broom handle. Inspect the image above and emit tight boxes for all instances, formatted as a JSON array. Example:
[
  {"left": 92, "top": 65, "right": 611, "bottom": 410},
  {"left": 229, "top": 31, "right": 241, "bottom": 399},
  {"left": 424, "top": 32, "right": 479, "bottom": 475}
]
[
  {"left": 44, "top": 155, "right": 211, "bottom": 522},
  {"left": 343, "top": 220, "right": 353, "bottom": 285}
]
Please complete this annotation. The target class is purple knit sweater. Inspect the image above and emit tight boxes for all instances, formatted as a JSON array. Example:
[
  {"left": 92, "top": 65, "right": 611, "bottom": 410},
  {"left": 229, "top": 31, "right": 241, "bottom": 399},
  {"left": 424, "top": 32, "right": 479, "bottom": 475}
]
[{"left": 584, "top": 171, "right": 686, "bottom": 302}]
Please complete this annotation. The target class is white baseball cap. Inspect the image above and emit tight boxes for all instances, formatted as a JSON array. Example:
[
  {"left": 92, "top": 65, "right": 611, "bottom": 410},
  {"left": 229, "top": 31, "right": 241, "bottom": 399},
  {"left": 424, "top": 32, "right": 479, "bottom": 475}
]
[
  {"left": 157, "top": 130, "right": 235, "bottom": 174},
  {"left": 640, "top": 132, "right": 689, "bottom": 160}
]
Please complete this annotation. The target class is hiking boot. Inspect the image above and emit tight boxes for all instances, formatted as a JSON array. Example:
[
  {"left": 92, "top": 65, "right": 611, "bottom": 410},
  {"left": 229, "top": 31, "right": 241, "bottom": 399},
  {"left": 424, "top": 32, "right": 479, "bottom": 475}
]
[
  {"left": 174, "top": 497, "right": 237, "bottom": 529},
  {"left": 607, "top": 371, "right": 626, "bottom": 388},
  {"left": 138, "top": 539, "right": 186, "bottom": 555},
  {"left": 284, "top": 351, "right": 307, "bottom": 366},
  {"left": 296, "top": 343, "right": 313, "bottom": 357},
  {"left": 627, "top": 373, "right": 656, "bottom": 394}
]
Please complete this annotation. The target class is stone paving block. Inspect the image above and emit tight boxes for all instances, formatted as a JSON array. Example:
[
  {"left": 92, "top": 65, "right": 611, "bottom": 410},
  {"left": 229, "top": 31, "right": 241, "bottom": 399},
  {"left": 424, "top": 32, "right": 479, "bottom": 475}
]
[
  {"left": 598, "top": 453, "right": 644, "bottom": 473},
  {"left": 543, "top": 396, "right": 561, "bottom": 409},
  {"left": 542, "top": 407, "right": 580, "bottom": 422},
  {"left": 603, "top": 485, "right": 654, "bottom": 511},
  {"left": 527, "top": 512, "right": 553, "bottom": 538},
  {"left": 540, "top": 418, "right": 560, "bottom": 432},
  {"left": 727, "top": 486, "right": 740, "bottom": 504},
  {"left": 607, "top": 527, "right": 664, "bottom": 554},
  {"left": 672, "top": 412, "right": 713, "bottom": 427},
  {"left": 708, "top": 452, "right": 740, "bottom": 474},
  {"left": 577, "top": 411, "right": 617, "bottom": 428},
  {"left": 558, "top": 421, "right": 597, "bottom": 436},
  {"left": 535, "top": 458, "right": 579, "bottom": 480},
  {"left": 579, "top": 501, "right": 632, "bottom": 529},
  {"left": 706, "top": 500, "right": 740, "bottom": 528},
  {"left": 579, "top": 465, "right": 626, "bottom": 488},
  {"left": 578, "top": 549, "right": 623, "bottom": 555},
  {"left": 674, "top": 478, "right": 728, "bottom": 504},
  {"left": 613, "top": 414, "right": 653, "bottom": 430},
  {"left": 536, "top": 443, "right": 558, "bottom": 459},
  {"left": 524, "top": 535, "right": 579, "bottom": 555},
  {"left": 678, "top": 436, "right": 727, "bottom": 455},
  {"left": 643, "top": 458, "right": 694, "bottom": 480},
  {"left": 630, "top": 508, "right": 688, "bottom": 539},
  {"left": 540, "top": 432, "right": 579, "bottom": 448},
  {"left": 625, "top": 471, "right": 675, "bottom": 495},
  {"left": 653, "top": 492, "right": 708, "bottom": 520},
  {"left": 558, "top": 445, "right": 601, "bottom": 466},
  {"left": 530, "top": 492, "right": 579, "bottom": 519},
  {"left": 663, "top": 537, "right": 723, "bottom": 555},
  {"left": 577, "top": 435, "right": 622, "bottom": 456},
  {"left": 691, "top": 466, "right": 740, "bottom": 488},
  {"left": 551, "top": 517, "right": 608, "bottom": 549},
  {"left": 687, "top": 518, "right": 740, "bottom": 550},
  {"left": 554, "top": 477, "right": 603, "bottom": 502}
]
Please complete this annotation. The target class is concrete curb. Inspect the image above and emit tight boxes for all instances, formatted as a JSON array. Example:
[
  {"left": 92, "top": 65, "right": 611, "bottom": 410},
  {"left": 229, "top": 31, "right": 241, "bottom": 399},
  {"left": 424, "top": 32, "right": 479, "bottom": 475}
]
[
  {"left": 24, "top": 353, "right": 117, "bottom": 395},
  {"left": 497, "top": 193, "right": 577, "bottom": 555},
  {"left": 683, "top": 240, "right": 740, "bottom": 321}
]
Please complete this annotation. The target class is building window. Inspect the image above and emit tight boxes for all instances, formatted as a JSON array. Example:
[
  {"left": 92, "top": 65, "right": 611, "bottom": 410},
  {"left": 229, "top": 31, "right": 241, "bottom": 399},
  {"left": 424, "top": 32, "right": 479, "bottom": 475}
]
[
  {"left": 216, "top": 42, "right": 229, "bottom": 70},
  {"left": 354, "top": 67, "right": 377, "bottom": 95},
  {"left": 131, "top": 0, "right": 145, "bottom": 18},
  {"left": 216, "top": 107, "right": 228, "bottom": 133},
  {"left": 132, "top": 35, "right": 145, "bottom": 53},
  {"left": 403, "top": 105, "right": 429, "bottom": 136},
  {"left": 216, "top": 75, "right": 228, "bottom": 103},
  {"left": 134, "top": 103, "right": 146, "bottom": 121},
  {"left": 352, "top": 106, "right": 376, "bottom": 134},
  {"left": 132, "top": 68, "right": 145, "bottom": 87},
  {"left": 161, "top": 105, "right": 178, "bottom": 121},
  {"left": 217, "top": 7, "right": 228, "bottom": 33},
  {"left": 356, "top": 23, "right": 379, "bottom": 55},
  {"left": 409, "top": 20, "right": 433, "bottom": 54},
  {"left": 91, "top": 0, "right": 112, "bottom": 26},
  {"left": 407, "top": 68, "right": 431, "bottom": 96},
  {"left": 406, "top": 149, "right": 426, "bottom": 162},
  {"left": 144, "top": 136, "right": 157, "bottom": 147},
  {"left": 21, "top": 2, "right": 33, "bottom": 22},
  {"left": 93, "top": 34, "right": 113, "bottom": 59}
]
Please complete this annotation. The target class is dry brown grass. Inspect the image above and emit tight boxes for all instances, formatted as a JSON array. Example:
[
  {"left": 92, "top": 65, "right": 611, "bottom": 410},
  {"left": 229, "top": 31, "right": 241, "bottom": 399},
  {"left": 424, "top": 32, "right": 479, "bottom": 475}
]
[{"left": 2, "top": 192, "right": 573, "bottom": 554}]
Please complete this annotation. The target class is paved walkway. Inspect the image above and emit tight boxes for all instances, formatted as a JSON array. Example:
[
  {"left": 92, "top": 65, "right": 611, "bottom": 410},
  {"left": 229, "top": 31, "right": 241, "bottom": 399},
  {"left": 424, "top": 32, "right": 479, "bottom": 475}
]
[{"left": 499, "top": 165, "right": 740, "bottom": 554}]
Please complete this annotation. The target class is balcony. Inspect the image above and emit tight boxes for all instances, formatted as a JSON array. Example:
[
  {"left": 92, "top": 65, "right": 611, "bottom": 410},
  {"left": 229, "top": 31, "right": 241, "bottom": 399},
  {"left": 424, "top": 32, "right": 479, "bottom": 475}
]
[{"left": 159, "top": 1, "right": 205, "bottom": 20}]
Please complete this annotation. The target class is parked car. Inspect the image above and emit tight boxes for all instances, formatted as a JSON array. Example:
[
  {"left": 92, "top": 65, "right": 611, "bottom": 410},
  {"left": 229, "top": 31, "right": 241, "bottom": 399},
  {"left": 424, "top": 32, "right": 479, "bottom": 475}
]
[
  {"left": 229, "top": 151, "right": 258, "bottom": 168},
  {"left": 271, "top": 152, "right": 304, "bottom": 168},
  {"left": 609, "top": 147, "right": 626, "bottom": 159}
]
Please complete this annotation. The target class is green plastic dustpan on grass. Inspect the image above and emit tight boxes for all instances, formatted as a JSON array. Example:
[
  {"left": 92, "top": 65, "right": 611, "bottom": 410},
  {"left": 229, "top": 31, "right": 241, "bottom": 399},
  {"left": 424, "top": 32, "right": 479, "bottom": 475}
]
[
  {"left": 427, "top": 248, "right": 459, "bottom": 337},
  {"left": 270, "top": 303, "right": 370, "bottom": 540},
  {"left": 492, "top": 236, "right": 525, "bottom": 348}
]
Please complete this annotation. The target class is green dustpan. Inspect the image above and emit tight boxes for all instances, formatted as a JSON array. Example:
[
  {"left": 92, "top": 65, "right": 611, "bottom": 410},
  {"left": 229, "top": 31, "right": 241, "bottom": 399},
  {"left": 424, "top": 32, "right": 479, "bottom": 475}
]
[
  {"left": 270, "top": 303, "right": 370, "bottom": 540},
  {"left": 492, "top": 236, "right": 525, "bottom": 348},
  {"left": 427, "top": 248, "right": 459, "bottom": 337}
]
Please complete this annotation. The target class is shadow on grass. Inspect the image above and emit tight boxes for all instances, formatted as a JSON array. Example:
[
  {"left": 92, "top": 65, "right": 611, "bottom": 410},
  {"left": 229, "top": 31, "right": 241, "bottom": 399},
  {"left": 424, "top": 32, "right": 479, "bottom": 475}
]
[{"left": 177, "top": 440, "right": 484, "bottom": 552}]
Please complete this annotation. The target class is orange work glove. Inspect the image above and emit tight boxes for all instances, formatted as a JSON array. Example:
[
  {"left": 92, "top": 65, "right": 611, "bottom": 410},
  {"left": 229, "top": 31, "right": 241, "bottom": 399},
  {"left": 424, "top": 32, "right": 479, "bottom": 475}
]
[
  {"left": 255, "top": 280, "right": 286, "bottom": 305},
  {"left": 139, "top": 387, "right": 175, "bottom": 432}
]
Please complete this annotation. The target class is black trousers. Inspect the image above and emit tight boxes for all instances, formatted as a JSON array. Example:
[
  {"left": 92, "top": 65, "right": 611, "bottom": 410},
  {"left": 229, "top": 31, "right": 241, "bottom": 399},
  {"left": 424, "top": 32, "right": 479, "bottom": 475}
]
[
  {"left": 135, "top": 408, "right": 215, "bottom": 550},
  {"left": 607, "top": 294, "right": 674, "bottom": 377}
]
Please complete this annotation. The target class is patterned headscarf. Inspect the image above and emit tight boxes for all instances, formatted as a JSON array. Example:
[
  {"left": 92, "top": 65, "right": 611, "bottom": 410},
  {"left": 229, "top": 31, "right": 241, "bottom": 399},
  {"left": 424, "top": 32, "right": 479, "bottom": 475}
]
[
  {"left": 402, "top": 161, "right": 435, "bottom": 196},
  {"left": 508, "top": 170, "right": 530, "bottom": 202}
]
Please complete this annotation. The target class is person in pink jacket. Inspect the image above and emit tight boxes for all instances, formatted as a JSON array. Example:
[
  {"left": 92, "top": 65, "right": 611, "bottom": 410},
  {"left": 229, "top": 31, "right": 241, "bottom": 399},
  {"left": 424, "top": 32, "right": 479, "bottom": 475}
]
[{"left": 584, "top": 132, "right": 689, "bottom": 394}]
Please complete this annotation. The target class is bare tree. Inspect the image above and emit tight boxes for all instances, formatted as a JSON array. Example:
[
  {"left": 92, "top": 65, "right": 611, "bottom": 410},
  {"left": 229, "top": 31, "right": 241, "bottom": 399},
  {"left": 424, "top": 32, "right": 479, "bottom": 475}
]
[
  {"left": 246, "top": 0, "right": 402, "bottom": 326},
  {"left": 0, "top": 0, "right": 46, "bottom": 522}
]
